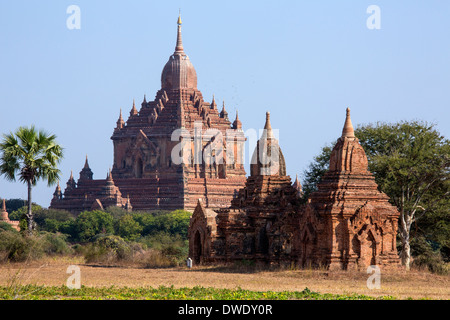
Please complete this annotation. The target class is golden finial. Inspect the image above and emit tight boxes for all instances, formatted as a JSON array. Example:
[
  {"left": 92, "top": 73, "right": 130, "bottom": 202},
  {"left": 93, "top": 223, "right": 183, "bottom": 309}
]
[{"left": 177, "top": 10, "right": 182, "bottom": 25}]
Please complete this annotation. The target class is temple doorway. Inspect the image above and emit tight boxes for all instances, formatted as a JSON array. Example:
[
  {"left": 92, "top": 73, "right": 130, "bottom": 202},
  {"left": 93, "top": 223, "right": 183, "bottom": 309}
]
[{"left": 193, "top": 230, "right": 202, "bottom": 264}]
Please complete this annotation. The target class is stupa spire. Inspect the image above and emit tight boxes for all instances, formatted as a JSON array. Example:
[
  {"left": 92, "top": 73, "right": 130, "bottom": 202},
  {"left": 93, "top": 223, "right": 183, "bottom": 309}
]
[
  {"left": 84, "top": 155, "right": 90, "bottom": 169},
  {"left": 264, "top": 111, "right": 274, "bottom": 139},
  {"left": 107, "top": 168, "right": 113, "bottom": 182},
  {"left": 116, "top": 109, "right": 125, "bottom": 129},
  {"left": 130, "top": 99, "right": 138, "bottom": 117},
  {"left": 175, "top": 11, "right": 184, "bottom": 54},
  {"left": 342, "top": 108, "right": 355, "bottom": 138},
  {"left": 220, "top": 101, "right": 228, "bottom": 119},
  {"left": 211, "top": 95, "right": 217, "bottom": 110},
  {"left": 233, "top": 110, "right": 242, "bottom": 129},
  {"left": 1, "top": 199, "right": 8, "bottom": 221}
]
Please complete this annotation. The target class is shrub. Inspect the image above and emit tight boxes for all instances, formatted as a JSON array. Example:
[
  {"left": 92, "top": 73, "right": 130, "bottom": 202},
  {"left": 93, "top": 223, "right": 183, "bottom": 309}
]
[
  {"left": 0, "top": 222, "right": 16, "bottom": 233},
  {"left": 411, "top": 236, "right": 449, "bottom": 275},
  {"left": 139, "top": 232, "right": 188, "bottom": 266},
  {"left": 0, "top": 231, "right": 44, "bottom": 262},
  {"left": 142, "top": 249, "right": 178, "bottom": 268},
  {"left": 83, "top": 235, "right": 142, "bottom": 264},
  {"left": 40, "top": 232, "right": 73, "bottom": 256}
]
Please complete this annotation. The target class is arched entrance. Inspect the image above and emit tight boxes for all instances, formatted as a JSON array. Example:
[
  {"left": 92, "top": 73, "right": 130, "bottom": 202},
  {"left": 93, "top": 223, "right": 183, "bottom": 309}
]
[
  {"left": 353, "top": 229, "right": 377, "bottom": 267},
  {"left": 361, "top": 231, "right": 377, "bottom": 266},
  {"left": 301, "top": 233, "right": 313, "bottom": 268},
  {"left": 135, "top": 158, "right": 143, "bottom": 178},
  {"left": 193, "top": 230, "right": 202, "bottom": 264}
]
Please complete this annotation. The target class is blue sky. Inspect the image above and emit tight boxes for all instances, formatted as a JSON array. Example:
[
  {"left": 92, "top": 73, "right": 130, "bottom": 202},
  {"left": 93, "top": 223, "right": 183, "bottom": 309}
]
[{"left": 1, "top": 1, "right": 449, "bottom": 207}]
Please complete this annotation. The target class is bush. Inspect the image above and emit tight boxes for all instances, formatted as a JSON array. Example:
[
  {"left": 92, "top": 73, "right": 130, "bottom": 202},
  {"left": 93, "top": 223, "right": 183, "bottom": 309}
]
[
  {"left": 40, "top": 232, "right": 73, "bottom": 256},
  {"left": 0, "top": 231, "right": 44, "bottom": 262},
  {"left": 0, "top": 230, "right": 74, "bottom": 262},
  {"left": 83, "top": 235, "right": 142, "bottom": 264},
  {"left": 142, "top": 249, "right": 178, "bottom": 268},
  {"left": 139, "top": 232, "right": 188, "bottom": 266},
  {"left": 411, "top": 236, "right": 449, "bottom": 275},
  {"left": 0, "top": 222, "right": 17, "bottom": 233}
]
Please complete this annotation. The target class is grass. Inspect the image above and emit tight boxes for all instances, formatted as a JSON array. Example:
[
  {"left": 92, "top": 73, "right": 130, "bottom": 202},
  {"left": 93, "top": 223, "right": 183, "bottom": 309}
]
[
  {"left": 0, "top": 256, "right": 448, "bottom": 300},
  {"left": 0, "top": 285, "right": 397, "bottom": 300}
]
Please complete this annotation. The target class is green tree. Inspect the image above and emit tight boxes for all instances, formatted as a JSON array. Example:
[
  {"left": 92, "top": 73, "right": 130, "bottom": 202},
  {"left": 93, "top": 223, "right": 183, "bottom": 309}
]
[
  {"left": 302, "top": 121, "right": 450, "bottom": 270},
  {"left": 9, "top": 204, "right": 43, "bottom": 221},
  {"left": 301, "top": 143, "right": 334, "bottom": 201},
  {"left": 0, "top": 126, "right": 63, "bottom": 234},
  {"left": 115, "top": 214, "right": 143, "bottom": 241},
  {"left": 74, "top": 210, "right": 114, "bottom": 242}
]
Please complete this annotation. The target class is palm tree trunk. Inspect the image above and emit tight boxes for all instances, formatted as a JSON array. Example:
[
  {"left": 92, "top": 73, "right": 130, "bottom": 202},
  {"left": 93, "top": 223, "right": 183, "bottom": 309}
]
[{"left": 27, "top": 179, "right": 33, "bottom": 235}]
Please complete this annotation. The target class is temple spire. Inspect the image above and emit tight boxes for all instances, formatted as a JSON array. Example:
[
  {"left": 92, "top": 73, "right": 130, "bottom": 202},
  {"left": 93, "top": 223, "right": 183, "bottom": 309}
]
[
  {"left": 264, "top": 111, "right": 274, "bottom": 139},
  {"left": 293, "top": 174, "right": 303, "bottom": 197},
  {"left": 53, "top": 181, "right": 62, "bottom": 200},
  {"left": 130, "top": 99, "right": 138, "bottom": 117},
  {"left": 107, "top": 168, "right": 113, "bottom": 182},
  {"left": 342, "top": 108, "right": 355, "bottom": 138},
  {"left": 1, "top": 199, "right": 8, "bottom": 221},
  {"left": 84, "top": 155, "right": 90, "bottom": 169},
  {"left": 116, "top": 109, "right": 125, "bottom": 129},
  {"left": 80, "top": 155, "right": 93, "bottom": 181},
  {"left": 175, "top": 12, "right": 184, "bottom": 54},
  {"left": 211, "top": 94, "right": 217, "bottom": 110},
  {"left": 220, "top": 101, "right": 228, "bottom": 119},
  {"left": 233, "top": 110, "right": 242, "bottom": 129}
]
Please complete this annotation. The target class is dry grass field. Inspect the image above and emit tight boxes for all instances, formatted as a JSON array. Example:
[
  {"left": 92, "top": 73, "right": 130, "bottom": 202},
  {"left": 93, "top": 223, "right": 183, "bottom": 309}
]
[{"left": 0, "top": 257, "right": 448, "bottom": 299}]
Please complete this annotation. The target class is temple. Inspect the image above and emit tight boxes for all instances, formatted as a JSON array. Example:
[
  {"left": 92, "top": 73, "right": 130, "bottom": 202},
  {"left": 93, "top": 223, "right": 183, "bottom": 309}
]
[
  {"left": 50, "top": 15, "right": 247, "bottom": 213},
  {"left": 188, "top": 109, "right": 401, "bottom": 270},
  {"left": 48, "top": 15, "right": 402, "bottom": 270}
]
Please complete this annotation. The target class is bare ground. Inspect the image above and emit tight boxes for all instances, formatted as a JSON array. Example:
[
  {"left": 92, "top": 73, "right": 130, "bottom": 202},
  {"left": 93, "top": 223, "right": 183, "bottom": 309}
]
[{"left": 0, "top": 257, "right": 448, "bottom": 299}]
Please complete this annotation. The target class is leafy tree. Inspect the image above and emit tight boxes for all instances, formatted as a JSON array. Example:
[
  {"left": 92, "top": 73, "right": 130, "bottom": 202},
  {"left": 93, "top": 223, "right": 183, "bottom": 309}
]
[
  {"left": 132, "top": 210, "right": 191, "bottom": 239},
  {"left": 0, "top": 126, "right": 63, "bottom": 234},
  {"left": 302, "top": 121, "right": 450, "bottom": 270},
  {"left": 74, "top": 210, "right": 114, "bottom": 242},
  {"left": 114, "top": 214, "right": 143, "bottom": 241},
  {"left": 301, "top": 143, "right": 334, "bottom": 201},
  {"left": 9, "top": 204, "right": 43, "bottom": 221}
]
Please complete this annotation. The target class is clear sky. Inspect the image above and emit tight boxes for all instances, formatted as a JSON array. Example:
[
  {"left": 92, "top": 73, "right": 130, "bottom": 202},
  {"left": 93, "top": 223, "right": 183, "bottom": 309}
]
[{"left": 1, "top": 1, "right": 449, "bottom": 207}]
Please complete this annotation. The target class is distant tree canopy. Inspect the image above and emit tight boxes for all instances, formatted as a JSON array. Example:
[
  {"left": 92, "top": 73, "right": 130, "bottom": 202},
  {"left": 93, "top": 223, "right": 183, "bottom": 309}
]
[
  {"left": 1, "top": 199, "right": 28, "bottom": 213},
  {"left": 6, "top": 205, "right": 192, "bottom": 245},
  {"left": 302, "top": 120, "right": 450, "bottom": 270}
]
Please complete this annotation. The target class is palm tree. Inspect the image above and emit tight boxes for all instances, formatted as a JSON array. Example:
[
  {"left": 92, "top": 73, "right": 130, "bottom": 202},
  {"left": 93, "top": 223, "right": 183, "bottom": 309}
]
[{"left": 0, "top": 126, "right": 63, "bottom": 234}]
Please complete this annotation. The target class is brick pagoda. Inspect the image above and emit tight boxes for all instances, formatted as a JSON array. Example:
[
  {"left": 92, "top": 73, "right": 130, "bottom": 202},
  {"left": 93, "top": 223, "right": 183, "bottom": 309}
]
[
  {"left": 50, "top": 15, "right": 247, "bottom": 213},
  {"left": 188, "top": 109, "right": 401, "bottom": 270}
]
